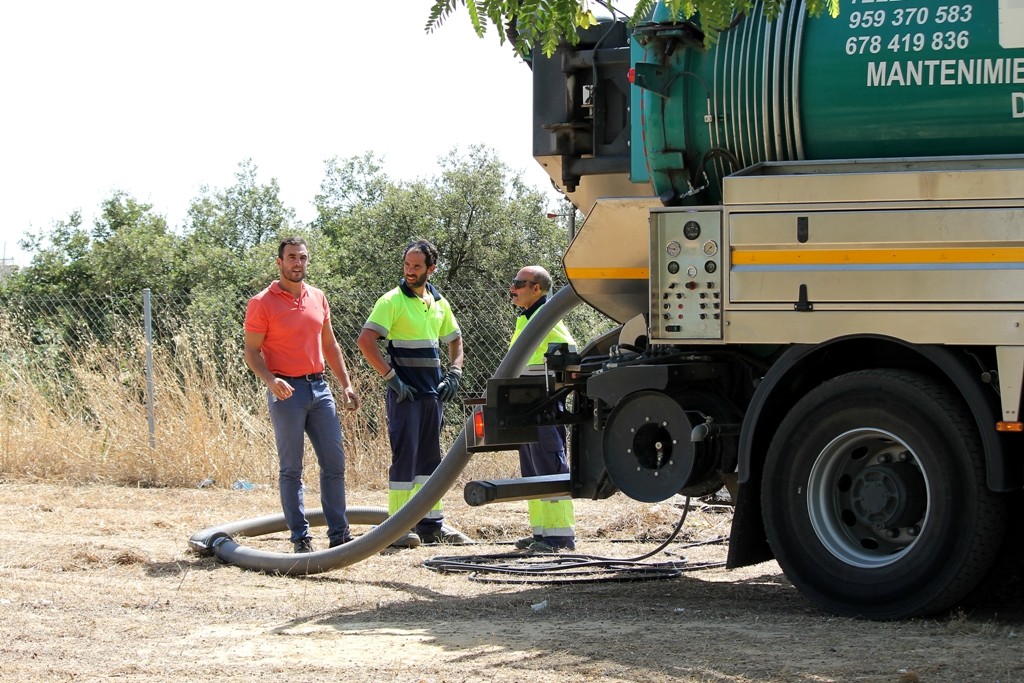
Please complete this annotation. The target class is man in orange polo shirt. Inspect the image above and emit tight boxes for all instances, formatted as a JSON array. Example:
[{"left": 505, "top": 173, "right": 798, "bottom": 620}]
[{"left": 244, "top": 237, "right": 360, "bottom": 553}]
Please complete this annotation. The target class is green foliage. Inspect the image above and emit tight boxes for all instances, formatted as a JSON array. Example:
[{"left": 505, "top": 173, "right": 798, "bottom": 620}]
[
  {"left": 4, "top": 145, "right": 604, "bottom": 421},
  {"left": 313, "top": 145, "right": 578, "bottom": 397},
  {"left": 312, "top": 152, "right": 404, "bottom": 293},
  {"left": 13, "top": 210, "right": 93, "bottom": 296},
  {"left": 5, "top": 194, "right": 178, "bottom": 298},
  {"left": 427, "top": 0, "right": 840, "bottom": 55},
  {"left": 0, "top": 160, "right": 303, "bottom": 374},
  {"left": 177, "top": 159, "right": 298, "bottom": 295},
  {"left": 429, "top": 145, "right": 563, "bottom": 288},
  {"left": 640, "top": 0, "right": 839, "bottom": 44},
  {"left": 198, "top": 162, "right": 290, "bottom": 246},
  {"left": 314, "top": 145, "right": 565, "bottom": 293},
  {"left": 219, "top": 159, "right": 295, "bottom": 250},
  {"left": 90, "top": 193, "right": 177, "bottom": 295},
  {"left": 3, "top": 159, "right": 295, "bottom": 306}
]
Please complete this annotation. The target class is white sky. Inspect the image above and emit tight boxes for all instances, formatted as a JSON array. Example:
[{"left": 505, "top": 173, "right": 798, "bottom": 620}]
[{"left": 0, "top": 1, "right": 560, "bottom": 265}]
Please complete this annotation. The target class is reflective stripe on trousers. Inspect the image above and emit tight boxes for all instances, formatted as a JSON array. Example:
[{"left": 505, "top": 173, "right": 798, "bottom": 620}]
[
  {"left": 386, "top": 392, "right": 444, "bottom": 533},
  {"left": 519, "top": 424, "right": 575, "bottom": 543},
  {"left": 528, "top": 498, "right": 575, "bottom": 540}
]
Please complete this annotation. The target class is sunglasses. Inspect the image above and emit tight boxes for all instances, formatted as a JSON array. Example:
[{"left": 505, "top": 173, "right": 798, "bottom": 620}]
[{"left": 511, "top": 279, "right": 536, "bottom": 289}]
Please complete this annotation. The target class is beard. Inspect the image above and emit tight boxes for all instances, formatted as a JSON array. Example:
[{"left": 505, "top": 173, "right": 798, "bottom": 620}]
[
  {"left": 405, "top": 272, "right": 429, "bottom": 289},
  {"left": 281, "top": 268, "right": 305, "bottom": 283}
]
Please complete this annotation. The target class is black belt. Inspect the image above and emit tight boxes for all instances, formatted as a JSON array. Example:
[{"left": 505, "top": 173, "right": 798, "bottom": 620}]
[{"left": 275, "top": 373, "right": 325, "bottom": 382}]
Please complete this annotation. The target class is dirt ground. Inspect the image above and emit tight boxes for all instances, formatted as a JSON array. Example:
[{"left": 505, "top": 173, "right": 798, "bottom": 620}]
[{"left": 1, "top": 482, "right": 1022, "bottom": 683}]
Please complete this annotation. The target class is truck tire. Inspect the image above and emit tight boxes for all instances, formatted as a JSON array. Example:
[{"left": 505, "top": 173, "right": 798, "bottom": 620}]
[{"left": 761, "top": 369, "right": 1007, "bottom": 619}]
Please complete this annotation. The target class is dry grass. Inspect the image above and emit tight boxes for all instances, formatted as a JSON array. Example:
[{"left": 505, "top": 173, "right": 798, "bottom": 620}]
[
  {"left": 0, "top": 324, "right": 515, "bottom": 490},
  {"left": 3, "top": 315, "right": 1023, "bottom": 682},
  {"left": 1, "top": 482, "right": 1021, "bottom": 683}
]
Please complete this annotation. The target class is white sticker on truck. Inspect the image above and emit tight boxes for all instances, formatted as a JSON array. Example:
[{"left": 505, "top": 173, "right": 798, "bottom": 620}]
[{"left": 1001, "top": 0, "right": 1024, "bottom": 48}]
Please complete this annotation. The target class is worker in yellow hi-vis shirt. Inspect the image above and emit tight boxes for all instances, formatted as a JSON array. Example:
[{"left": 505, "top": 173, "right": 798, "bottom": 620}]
[
  {"left": 508, "top": 265, "right": 577, "bottom": 553},
  {"left": 357, "top": 239, "right": 465, "bottom": 548}
]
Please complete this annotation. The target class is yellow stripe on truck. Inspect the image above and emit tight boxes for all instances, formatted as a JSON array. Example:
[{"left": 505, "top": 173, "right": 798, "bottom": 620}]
[
  {"left": 732, "top": 247, "right": 1024, "bottom": 266},
  {"left": 565, "top": 267, "right": 651, "bottom": 279}
]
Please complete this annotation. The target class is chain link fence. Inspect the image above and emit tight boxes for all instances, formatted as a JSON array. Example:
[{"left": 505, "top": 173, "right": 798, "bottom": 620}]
[
  {"left": 0, "top": 285, "right": 609, "bottom": 394},
  {"left": 0, "top": 285, "right": 614, "bottom": 487}
]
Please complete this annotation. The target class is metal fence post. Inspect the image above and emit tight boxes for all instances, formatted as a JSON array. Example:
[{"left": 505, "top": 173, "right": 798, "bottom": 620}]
[{"left": 143, "top": 288, "right": 156, "bottom": 449}]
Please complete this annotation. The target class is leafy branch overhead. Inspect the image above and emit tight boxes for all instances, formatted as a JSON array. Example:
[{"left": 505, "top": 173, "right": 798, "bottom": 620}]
[{"left": 426, "top": 0, "right": 840, "bottom": 55}]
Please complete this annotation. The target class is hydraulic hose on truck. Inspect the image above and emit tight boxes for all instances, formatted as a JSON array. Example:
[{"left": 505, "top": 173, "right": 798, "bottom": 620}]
[{"left": 188, "top": 285, "right": 584, "bottom": 575}]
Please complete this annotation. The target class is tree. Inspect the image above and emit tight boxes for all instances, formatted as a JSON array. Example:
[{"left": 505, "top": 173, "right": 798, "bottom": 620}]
[
  {"left": 313, "top": 145, "right": 572, "bottom": 391},
  {"left": 5, "top": 193, "right": 178, "bottom": 297},
  {"left": 166, "top": 160, "right": 303, "bottom": 363},
  {"left": 314, "top": 145, "right": 564, "bottom": 293},
  {"left": 427, "top": 0, "right": 840, "bottom": 55},
  {"left": 312, "top": 152, "right": 405, "bottom": 293},
  {"left": 11, "top": 210, "right": 93, "bottom": 297},
  {"left": 178, "top": 159, "right": 297, "bottom": 295},
  {"left": 183, "top": 160, "right": 294, "bottom": 257},
  {"left": 429, "top": 145, "right": 563, "bottom": 289},
  {"left": 1, "top": 193, "right": 180, "bottom": 357},
  {"left": 90, "top": 192, "right": 178, "bottom": 295}
]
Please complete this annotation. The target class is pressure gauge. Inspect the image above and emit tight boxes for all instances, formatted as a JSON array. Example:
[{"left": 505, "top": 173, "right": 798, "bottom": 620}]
[
  {"left": 666, "top": 241, "right": 681, "bottom": 257},
  {"left": 703, "top": 240, "right": 718, "bottom": 256},
  {"left": 683, "top": 221, "right": 701, "bottom": 240}
]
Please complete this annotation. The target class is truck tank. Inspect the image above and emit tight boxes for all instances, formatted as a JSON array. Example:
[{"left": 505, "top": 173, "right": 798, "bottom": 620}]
[
  {"left": 552, "top": 0, "right": 1024, "bottom": 322},
  {"left": 638, "top": 0, "right": 1024, "bottom": 203}
]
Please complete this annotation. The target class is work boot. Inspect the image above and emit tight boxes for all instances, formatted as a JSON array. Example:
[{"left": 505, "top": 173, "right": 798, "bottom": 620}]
[
  {"left": 515, "top": 535, "right": 542, "bottom": 550},
  {"left": 527, "top": 538, "right": 576, "bottom": 554},
  {"left": 526, "top": 540, "right": 558, "bottom": 554},
  {"left": 420, "top": 529, "right": 471, "bottom": 545},
  {"left": 389, "top": 531, "right": 422, "bottom": 549},
  {"left": 293, "top": 537, "right": 314, "bottom": 553}
]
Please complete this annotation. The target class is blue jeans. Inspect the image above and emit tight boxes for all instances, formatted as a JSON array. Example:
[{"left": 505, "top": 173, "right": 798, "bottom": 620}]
[{"left": 267, "top": 378, "right": 350, "bottom": 544}]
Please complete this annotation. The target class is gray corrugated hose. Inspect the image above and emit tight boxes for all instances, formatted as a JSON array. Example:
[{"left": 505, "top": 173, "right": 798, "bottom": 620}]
[{"left": 188, "top": 285, "right": 583, "bottom": 575}]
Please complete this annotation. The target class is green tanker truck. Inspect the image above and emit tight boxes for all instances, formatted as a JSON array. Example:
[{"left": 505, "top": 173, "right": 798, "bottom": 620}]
[{"left": 469, "top": 0, "right": 1024, "bottom": 619}]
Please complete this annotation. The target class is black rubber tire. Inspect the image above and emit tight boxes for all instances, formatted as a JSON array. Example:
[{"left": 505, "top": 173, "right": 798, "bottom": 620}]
[{"left": 762, "top": 369, "right": 1007, "bottom": 619}]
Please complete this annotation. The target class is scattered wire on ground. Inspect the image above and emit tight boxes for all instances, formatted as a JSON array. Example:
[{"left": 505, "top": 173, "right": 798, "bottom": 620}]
[{"left": 423, "top": 497, "right": 729, "bottom": 584}]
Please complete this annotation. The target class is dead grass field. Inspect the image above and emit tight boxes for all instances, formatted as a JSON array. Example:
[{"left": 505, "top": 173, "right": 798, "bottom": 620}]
[{"left": 1, "top": 481, "right": 1023, "bottom": 683}]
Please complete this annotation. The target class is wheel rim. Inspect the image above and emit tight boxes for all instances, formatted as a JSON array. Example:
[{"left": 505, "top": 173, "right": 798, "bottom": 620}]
[{"left": 807, "top": 428, "right": 930, "bottom": 569}]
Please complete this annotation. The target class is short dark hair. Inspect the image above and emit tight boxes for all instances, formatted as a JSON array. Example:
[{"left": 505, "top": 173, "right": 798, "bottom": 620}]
[
  {"left": 278, "top": 236, "right": 307, "bottom": 259},
  {"left": 532, "top": 267, "right": 553, "bottom": 293},
  {"left": 404, "top": 239, "right": 438, "bottom": 268}
]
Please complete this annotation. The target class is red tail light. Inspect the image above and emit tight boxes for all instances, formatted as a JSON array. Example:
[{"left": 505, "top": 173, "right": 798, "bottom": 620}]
[{"left": 474, "top": 409, "right": 485, "bottom": 440}]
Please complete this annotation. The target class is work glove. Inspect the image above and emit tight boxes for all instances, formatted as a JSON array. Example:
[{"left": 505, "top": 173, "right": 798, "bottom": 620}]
[
  {"left": 436, "top": 367, "right": 463, "bottom": 403},
  {"left": 385, "top": 370, "right": 417, "bottom": 403}
]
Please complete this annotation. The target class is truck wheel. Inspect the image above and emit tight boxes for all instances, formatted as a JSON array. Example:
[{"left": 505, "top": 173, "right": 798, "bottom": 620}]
[{"left": 762, "top": 369, "right": 1006, "bottom": 619}]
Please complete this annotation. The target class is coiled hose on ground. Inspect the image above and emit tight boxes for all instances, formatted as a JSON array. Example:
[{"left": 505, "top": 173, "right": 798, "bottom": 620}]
[{"left": 188, "top": 285, "right": 583, "bottom": 575}]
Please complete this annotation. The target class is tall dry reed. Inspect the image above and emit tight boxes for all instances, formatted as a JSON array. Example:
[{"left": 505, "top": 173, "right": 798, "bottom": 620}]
[{"left": 0, "top": 317, "right": 520, "bottom": 492}]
